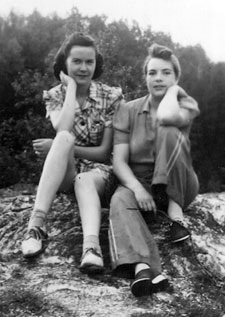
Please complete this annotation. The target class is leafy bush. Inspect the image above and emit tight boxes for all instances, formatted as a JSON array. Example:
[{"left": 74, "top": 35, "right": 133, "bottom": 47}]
[
  {"left": 0, "top": 9, "right": 225, "bottom": 192},
  {"left": 0, "top": 113, "right": 55, "bottom": 188}
]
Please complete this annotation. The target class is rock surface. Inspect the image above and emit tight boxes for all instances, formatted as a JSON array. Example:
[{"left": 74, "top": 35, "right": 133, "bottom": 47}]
[{"left": 1, "top": 185, "right": 225, "bottom": 317}]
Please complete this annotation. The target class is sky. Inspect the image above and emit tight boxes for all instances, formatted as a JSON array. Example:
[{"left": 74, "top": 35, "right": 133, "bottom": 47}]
[{"left": 1, "top": 0, "right": 225, "bottom": 63}]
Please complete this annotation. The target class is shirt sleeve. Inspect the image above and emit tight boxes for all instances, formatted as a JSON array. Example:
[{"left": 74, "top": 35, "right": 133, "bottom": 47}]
[
  {"left": 113, "top": 100, "right": 130, "bottom": 144},
  {"left": 105, "top": 87, "right": 123, "bottom": 128},
  {"left": 179, "top": 95, "right": 200, "bottom": 118},
  {"left": 43, "top": 85, "right": 64, "bottom": 122}
]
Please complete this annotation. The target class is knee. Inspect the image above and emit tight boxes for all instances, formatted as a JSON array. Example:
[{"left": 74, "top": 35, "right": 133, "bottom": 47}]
[
  {"left": 110, "top": 187, "right": 133, "bottom": 209},
  {"left": 110, "top": 191, "right": 123, "bottom": 218},
  {"left": 110, "top": 191, "right": 120, "bottom": 208},
  {"left": 75, "top": 172, "right": 88, "bottom": 185},
  {"left": 75, "top": 172, "right": 94, "bottom": 190},
  {"left": 54, "top": 130, "right": 75, "bottom": 149}
]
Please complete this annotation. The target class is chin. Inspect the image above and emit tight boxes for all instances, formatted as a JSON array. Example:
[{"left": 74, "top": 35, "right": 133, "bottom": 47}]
[
  {"left": 77, "top": 77, "right": 91, "bottom": 84},
  {"left": 152, "top": 92, "right": 165, "bottom": 99}
]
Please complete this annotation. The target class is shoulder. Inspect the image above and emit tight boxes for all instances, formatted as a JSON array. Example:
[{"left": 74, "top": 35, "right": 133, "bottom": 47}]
[
  {"left": 126, "top": 96, "right": 147, "bottom": 107},
  {"left": 91, "top": 81, "right": 123, "bottom": 101},
  {"left": 114, "top": 96, "right": 148, "bottom": 119},
  {"left": 43, "top": 84, "right": 64, "bottom": 102},
  {"left": 125, "top": 96, "right": 148, "bottom": 113}
]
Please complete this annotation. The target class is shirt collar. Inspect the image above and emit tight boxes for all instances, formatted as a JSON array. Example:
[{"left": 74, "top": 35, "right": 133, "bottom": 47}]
[
  {"left": 76, "top": 81, "right": 97, "bottom": 111},
  {"left": 88, "top": 81, "right": 98, "bottom": 102},
  {"left": 138, "top": 94, "right": 151, "bottom": 114},
  {"left": 61, "top": 81, "right": 97, "bottom": 102}
]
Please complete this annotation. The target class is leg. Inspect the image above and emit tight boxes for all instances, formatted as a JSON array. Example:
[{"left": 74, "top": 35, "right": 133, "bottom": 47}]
[
  {"left": 109, "top": 185, "right": 168, "bottom": 297},
  {"left": 153, "top": 126, "right": 199, "bottom": 212},
  {"left": 153, "top": 126, "right": 199, "bottom": 242},
  {"left": 22, "top": 131, "right": 76, "bottom": 257},
  {"left": 75, "top": 171, "right": 105, "bottom": 273},
  {"left": 32, "top": 130, "right": 76, "bottom": 222},
  {"left": 109, "top": 185, "right": 161, "bottom": 272}
]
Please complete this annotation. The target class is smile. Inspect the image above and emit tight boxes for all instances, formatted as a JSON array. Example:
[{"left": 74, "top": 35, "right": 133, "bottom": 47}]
[
  {"left": 154, "top": 85, "right": 166, "bottom": 89},
  {"left": 77, "top": 75, "right": 88, "bottom": 78}
]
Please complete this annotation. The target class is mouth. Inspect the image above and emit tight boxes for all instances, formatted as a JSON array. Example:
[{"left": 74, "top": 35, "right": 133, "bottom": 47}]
[
  {"left": 77, "top": 74, "right": 88, "bottom": 78},
  {"left": 154, "top": 85, "right": 166, "bottom": 89}
]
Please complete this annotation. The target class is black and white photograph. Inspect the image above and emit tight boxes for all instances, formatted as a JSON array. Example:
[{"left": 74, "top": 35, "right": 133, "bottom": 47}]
[{"left": 1, "top": 1, "right": 225, "bottom": 316}]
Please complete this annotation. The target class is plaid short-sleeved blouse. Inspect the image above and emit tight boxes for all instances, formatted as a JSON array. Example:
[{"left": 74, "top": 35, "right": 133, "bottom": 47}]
[{"left": 43, "top": 81, "right": 123, "bottom": 178}]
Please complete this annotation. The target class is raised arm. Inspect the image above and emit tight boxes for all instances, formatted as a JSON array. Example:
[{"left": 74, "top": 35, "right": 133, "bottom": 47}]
[
  {"left": 51, "top": 71, "right": 79, "bottom": 132},
  {"left": 157, "top": 85, "right": 199, "bottom": 128}
]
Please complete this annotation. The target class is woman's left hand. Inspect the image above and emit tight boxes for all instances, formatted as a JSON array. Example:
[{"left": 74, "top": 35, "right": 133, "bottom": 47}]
[
  {"left": 59, "top": 71, "right": 76, "bottom": 87},
  {"left": 133, "top": 185, "right": 157, "bottom": 214},
  {"left": 32, "top": 138, "right": 53, "bottom": 158}
]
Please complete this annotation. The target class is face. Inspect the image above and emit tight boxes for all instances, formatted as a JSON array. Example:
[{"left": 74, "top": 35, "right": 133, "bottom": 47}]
[
  {"left": 65, "top": 45, "right": 96, "bottom": 87},
  {"left": 146, "top": 57, "right": 177, "bottom": 99}
]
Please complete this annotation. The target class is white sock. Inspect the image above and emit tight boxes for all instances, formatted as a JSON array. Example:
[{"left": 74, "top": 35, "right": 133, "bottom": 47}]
[{"left": 135, "top": 263, "right": 150, "bottom": 275}]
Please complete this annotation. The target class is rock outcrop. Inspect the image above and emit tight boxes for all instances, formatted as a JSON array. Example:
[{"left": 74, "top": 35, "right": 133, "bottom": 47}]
[{"left": 0, "top": 185, "right": 225, "bottom": 316}]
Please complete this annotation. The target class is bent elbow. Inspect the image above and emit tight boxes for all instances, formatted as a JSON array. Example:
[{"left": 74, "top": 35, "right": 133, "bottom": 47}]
[{"left": 98, "top": 147, "right": 112, "bottom": 163}]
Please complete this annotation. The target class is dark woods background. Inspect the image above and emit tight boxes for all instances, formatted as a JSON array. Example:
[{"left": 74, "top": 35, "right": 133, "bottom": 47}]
[{"left": 0, "top": 8, "right": 225, "bottom": 193}]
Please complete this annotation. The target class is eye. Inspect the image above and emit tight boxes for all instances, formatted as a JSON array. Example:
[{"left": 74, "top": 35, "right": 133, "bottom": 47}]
[
  {"left": 163, "top": 70, "right": 173, "bottom": 75},
  {"left": 148, "top": 71, "right": 155, "bottom": 76},
  {"left": 87, "top": 60, "right": 95, "bottom": 65},
  {"left": 72, "top": 59, "right": 81, "bottom": 64}
]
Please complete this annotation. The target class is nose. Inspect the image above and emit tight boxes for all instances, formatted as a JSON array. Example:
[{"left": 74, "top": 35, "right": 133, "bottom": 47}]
[
  {"left": 155, "top": 72, "right": 162, "bottom": 81},
  {"left": 80, "top": 62, "right": 87, "bottom": 71}
]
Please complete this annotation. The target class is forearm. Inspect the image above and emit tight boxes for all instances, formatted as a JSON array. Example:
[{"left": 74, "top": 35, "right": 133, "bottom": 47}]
[
  {"left": 113, "top": 159, "right": 143, "bottom": 192},
  {"left": 54, "top": 81, "right": 79, "bottom": 132},
  {"left": 157, "top": 86, "right": 181, "bottom": 125},
  {"left": 74, "top": 145, "right": 112, "bottom": 163}
]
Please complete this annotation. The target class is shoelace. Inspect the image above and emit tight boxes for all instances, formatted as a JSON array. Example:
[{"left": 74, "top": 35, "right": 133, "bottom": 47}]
[
  {"left": 27, "top": 227, "right": 47, "bottom": 241},
  {"left": 82, "top": 247, "right": 102, "bottom": 259}
]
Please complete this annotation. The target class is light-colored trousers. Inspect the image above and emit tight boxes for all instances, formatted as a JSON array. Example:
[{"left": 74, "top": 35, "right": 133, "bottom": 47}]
[{"left": 109, "top": 126, "right": 199, "bottom": 276}]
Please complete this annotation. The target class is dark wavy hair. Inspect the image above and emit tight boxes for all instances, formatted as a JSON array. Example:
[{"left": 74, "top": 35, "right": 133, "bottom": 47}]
[
  {"left": 143, "top": 43, "right": 181, "bottom": 80},
  {"left": 53, "top": 32, "right": 104, "bottom": 81}
]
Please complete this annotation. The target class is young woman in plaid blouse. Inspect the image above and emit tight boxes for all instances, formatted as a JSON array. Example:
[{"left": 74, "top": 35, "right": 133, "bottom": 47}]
[{"left": 22, "top": 32, "right": 123, "bottom": 273}]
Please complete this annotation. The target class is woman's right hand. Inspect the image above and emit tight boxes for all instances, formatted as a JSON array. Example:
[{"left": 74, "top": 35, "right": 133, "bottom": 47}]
[{"left": 133, "top": 184, "right": 157, "bottom": 214}]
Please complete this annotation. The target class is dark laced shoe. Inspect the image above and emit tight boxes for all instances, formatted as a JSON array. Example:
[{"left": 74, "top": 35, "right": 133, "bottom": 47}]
[
  {"left": 79, "top": 248, "right": 104, "bottom": 274},
  {"left": 21, "top": 226, "right": 48, "bottom": 258},
  {"left": 130, "top": 268, "right": 168, "bottom": 297},
  {"left": 169, "top": 220, "right": 190, "bottom": 243}
]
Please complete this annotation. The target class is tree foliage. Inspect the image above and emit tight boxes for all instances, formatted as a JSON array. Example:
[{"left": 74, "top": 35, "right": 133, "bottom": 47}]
[{"left": 0, "top": 8, "right": 224, "bottom": 192}]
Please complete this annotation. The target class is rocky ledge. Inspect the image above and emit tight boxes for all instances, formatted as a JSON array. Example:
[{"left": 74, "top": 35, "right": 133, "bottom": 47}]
[{"left": 0, "top": 185, "right": 225, "bottom": 317}]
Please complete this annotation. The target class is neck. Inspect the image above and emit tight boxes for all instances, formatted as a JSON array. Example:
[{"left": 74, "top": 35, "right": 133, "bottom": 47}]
[
  {"left": 149, "top": 94, "right": 165, "bottom": 110},
  {"left": 77, "top": 84, "right": 90, "bottom": 98}
]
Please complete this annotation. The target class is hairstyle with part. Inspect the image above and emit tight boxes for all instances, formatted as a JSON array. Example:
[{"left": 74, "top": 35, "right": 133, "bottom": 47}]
[
  {"left": 53, "top": 32, "right": 104, "bottom": 81},
  {"left": 143, "top": 43, "right": 181, "bottom": 80}
]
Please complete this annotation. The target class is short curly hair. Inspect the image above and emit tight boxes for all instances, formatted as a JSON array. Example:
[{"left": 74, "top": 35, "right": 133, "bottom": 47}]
[
  {"left": 143, "top": 43, "right": 181, "bottom": 80},
  {"left": 53, "top": 32, "right": 104, "bottom": 81}
]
